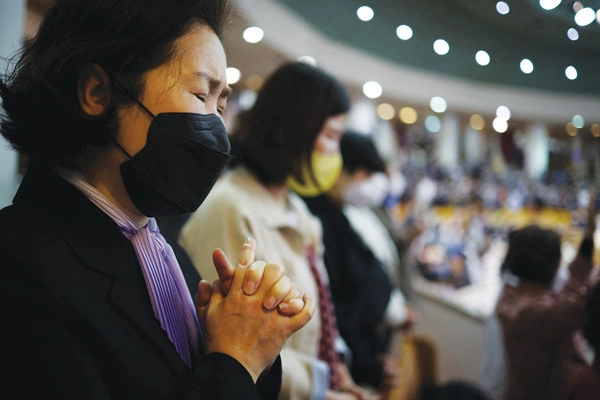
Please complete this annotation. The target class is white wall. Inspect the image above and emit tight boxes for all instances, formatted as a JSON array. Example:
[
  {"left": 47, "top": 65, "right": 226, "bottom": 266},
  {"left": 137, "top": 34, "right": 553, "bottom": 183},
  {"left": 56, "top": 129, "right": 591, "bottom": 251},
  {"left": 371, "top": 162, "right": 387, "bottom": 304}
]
[{"left": 0, "top": 0, "right": 26, "bottom": 208}]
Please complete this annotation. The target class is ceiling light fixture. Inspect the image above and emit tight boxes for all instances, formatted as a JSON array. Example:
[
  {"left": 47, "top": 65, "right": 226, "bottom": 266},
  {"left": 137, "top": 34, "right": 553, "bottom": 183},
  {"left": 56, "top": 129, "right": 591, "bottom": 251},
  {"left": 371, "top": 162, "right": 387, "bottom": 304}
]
[
  {"left": 377, "top": 103, "right": 395, "bottom": 120},
  {"left": 433, "top": 39, "right": 450, "bottom": 55},
  {"left": 399, "top": 107, "right": 418, "bottom": 124},
  {"left": 226, "top": 67, "right": 241, "bottom": 85},
  {"left": 470, "top": 114, "right": 485, "bottom": 131},
  {"left": 297, "top": 56, "right": 317, "bottom": 66},
  {"left": 539, "top": 0, "right": 561, "bottom": 11},
  {"left": 493, "top": 117, "right": 508, "bottom": 133},
  {"left": 475, "top": 50, "right": 490, "bottom": 66},
  {"left": 243, "top": 27, "right": 264, "bottom": 43},
  {"left": 396, "top": 25, "right": 413, "bottom": 40},
  {"left": 565, "top": 66, "right": 578, "bottom": 80},
  {"left": 572, "top": 115, "right": 585, "bottom": 129},
  {"left": 496, "top": 106, "right": 511, "bottom": 120},
  {"left": 363, "top": 81, "right": 383, "bottom": 99},
  {"left": 520, "top": 58, "right": 534, "bottom": 74},
  {"left": 496, "top": 2, "right": 510, "bottom": 15},
  {"left": 425, "top": 115, "right": 442, "bottom": 133},
  {"left": 357, "top": 6, "right": 374, "bottom": 22},
  {"left": 567, "top": 28, "right": 579, "bottom": 40},
  {"left": 575, "top": 7, "right": 596, "bottom": 26},
  {"left": 430, "top": 97, "right": 447, "bottom": 113}
]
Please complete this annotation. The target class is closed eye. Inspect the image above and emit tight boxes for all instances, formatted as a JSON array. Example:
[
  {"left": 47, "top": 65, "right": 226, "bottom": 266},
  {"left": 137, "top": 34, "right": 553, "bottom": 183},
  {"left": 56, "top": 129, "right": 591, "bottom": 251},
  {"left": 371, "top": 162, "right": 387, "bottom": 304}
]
[{"left": 194, "top": 94, "right": 206, "bottom": 102}]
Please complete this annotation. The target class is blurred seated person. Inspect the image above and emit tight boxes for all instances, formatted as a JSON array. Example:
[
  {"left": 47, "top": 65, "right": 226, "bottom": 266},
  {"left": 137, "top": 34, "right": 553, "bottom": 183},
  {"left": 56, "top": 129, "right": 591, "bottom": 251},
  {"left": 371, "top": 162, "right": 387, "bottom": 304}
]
[
  {"left": 567, "top": 280, "right": 600, "bottom": 399},
  {"left": 303, "top": 132, "right": 416, "bottom": 392},
  {"left": 419, "top": 380, "right": 490, "bottom": 400},
  {"left": 496, "top": 192, "right": 596, "bottom": 400}
]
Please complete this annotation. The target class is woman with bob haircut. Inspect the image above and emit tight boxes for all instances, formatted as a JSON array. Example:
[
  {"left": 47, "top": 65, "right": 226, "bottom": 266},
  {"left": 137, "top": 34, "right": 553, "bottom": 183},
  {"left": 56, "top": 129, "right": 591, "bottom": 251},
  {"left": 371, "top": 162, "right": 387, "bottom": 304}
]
[
  {"left": 0, "top": 1, "right": 315, "bottom": 399},
  {"left": 180, "top": 61, "right": 377, "bottom": 400}
]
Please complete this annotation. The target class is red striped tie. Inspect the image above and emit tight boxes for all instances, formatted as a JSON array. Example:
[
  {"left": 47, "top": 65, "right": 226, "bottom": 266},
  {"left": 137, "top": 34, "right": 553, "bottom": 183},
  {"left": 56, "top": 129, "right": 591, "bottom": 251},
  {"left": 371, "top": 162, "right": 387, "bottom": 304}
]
[{"left": 306, "top": 244, "right": 340, "bottom": 390}]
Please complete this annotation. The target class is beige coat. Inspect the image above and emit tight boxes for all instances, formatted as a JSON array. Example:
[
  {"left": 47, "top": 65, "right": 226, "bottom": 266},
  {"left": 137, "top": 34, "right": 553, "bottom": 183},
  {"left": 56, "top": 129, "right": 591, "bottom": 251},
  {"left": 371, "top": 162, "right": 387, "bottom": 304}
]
[{"left": 180, "top": 167, "right": 327, "bottom": 399}]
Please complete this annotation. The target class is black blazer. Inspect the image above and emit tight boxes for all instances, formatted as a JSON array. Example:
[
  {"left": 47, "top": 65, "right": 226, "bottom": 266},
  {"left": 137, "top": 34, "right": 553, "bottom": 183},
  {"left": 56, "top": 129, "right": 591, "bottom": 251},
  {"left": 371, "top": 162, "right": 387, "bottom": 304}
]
[
  {"left": 303, "top": 195, "right": 393, "bottom": 388},
  {"left": 0, "top": 165, "right": 281, "bottom": 399}
]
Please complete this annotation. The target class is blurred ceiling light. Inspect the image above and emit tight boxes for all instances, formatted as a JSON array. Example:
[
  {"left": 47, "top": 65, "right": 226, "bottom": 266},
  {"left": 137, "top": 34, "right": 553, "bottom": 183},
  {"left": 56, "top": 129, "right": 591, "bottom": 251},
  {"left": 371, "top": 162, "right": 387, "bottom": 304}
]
[
  {"left": 226, "top": 67, "right": 241, "bottom": 85},
  {"left": 592, "top": 124, "right": 600, "bottom": 137},
  {"left": 430, "top": 96, "right": 447, "bottom": 113},
  {"left": 572, "top": 114, "right": 585, "bottom": 129},
  {"left": 470, "top": 114, "right": 485, "bottom": 131},
  {"left": 493, "top": 117, "right": 508, "bottom": 133},
  {"left": 475, "top": 50, "right": 490, "bottom": 66},
  {"left": 396, "top": 25, "right": 413, "bottom": 40},
  {"left": 425, "top": 115, "right": 442, "bottom": 133},
  {"left": 567, "top": 28, "right": 579, "bottom": 40},
  {"left": 363, "top": 81, "right": 383, "bottom": 99},
  {"left": 575, "top": 7, "right": 596, "bottom": 26},
  {"left": 433, "top": 39, "right": 450, "bottom": 55},
  {"left": 565, "top": 66, "right": 578, "bottom": 80},
  {"left": 297, "top": 56, "right": 317, "bottom": 66},
  {"left": 243, "top": 26, "right": 264, "bottom": 43},
  {"left": 245, "top": 74, "right": 264, "bottom": 91},
  {"left": 520, "top": 58, "right": 534, "bottom": 74},
  {"left": 496, "top": 2, "right": 510, "bottom": 15},
  {"left": 539, "top": 0, "right": 561, "bottom": 10},
  {"left": 237, "top": 89, "right": 257, "bottom": 111},
  {"left": 399, "top": 107, "right": 418, "bottom": 124},
  {"left": 377, "top": 103, "right": 395, "bottom": 120},
  {"left": 566, "top": 122, "right": 578, "bottom": 136},
  {"left": 597, "top": 9, "right": 600, "bottom": 24},
  {"left": 496, "top": 105, "right": 511, "bottom": 120},
  {"left": 573, "top": 2, "right": 583, "bottom": 13},
  {"left": 357, "top": 6, "right": 374, "bottom": 21}
]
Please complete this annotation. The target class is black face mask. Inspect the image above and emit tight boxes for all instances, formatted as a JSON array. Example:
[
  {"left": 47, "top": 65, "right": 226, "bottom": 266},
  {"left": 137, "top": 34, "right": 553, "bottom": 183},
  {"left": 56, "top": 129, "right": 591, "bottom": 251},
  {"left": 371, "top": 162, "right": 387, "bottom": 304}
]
[{"left": 117, "top": 106, "right": 232, "bottom": 217}]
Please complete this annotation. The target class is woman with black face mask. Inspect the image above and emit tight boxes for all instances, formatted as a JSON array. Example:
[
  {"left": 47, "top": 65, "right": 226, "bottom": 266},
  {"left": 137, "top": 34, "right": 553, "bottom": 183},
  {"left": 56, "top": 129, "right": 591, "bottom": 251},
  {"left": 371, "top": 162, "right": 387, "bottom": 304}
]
[{"left": 0, "top": 1, "right": 315, "bottom": 399}]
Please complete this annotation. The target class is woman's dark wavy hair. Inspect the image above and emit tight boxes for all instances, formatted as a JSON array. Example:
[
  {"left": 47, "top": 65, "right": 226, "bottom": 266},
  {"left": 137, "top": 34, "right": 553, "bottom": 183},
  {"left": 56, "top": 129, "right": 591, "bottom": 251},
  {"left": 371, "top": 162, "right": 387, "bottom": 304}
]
[
  {"left": 0, "top": 0, "right": 231, "bottom": 168},
  {"left": 501, "top": 225, "right": 562, "bottom": 287},
  {"left": 229, "top": 61, "right": 350, "bottom": 186}
]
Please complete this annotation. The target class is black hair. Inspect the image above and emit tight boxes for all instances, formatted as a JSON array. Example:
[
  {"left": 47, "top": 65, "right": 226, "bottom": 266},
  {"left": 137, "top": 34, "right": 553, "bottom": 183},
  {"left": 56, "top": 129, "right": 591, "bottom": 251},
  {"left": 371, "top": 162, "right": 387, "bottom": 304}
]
[
  {"left": 0, "top": 0, "right": 231, "bottom": 168},
  {"left": 501, "top": 225, "right": 562, "bottom": 286},
  {"left": 419, "top": 380, "right": 490, "bottom": 400},
  {"left": 583, "top": 281, "right": 600, "bottom": 353},
  {"left": 340, "top": 131, "right": 387, "bottom": 174},
  {"left": 230, "top": 61, "right": 350, "bottom": 185}
]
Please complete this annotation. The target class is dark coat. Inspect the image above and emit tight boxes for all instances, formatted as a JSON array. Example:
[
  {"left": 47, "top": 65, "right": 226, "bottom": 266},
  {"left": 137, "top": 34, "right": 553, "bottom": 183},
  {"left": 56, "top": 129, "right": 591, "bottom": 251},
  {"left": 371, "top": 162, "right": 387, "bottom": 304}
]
[
  {"left": 0, "top": 165, "right": 280, "bottom": 400},
  {"left": 303, "top": 195, "right": 393, "bottom": 388}
]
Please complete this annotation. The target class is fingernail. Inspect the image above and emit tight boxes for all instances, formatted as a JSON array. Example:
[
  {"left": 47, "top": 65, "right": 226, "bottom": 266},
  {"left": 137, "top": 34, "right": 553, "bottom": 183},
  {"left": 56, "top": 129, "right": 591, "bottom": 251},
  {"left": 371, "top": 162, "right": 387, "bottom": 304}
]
[
  {"left": 243, "top": 281, "right": 256, "bottom": 295},
  {"left": 264, "top": 296, "right": 276, "bottom": 309},
  {"left": 245, "top": 238, "right": 255, "bottom": 246},
  {"left": 279, "top": 302, "right": 290, "bottom": 311}
]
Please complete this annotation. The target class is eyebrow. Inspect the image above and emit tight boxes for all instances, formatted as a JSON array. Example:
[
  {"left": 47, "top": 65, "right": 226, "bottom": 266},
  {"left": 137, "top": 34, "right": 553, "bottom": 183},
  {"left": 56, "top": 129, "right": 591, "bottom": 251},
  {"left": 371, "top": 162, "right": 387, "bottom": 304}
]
[{"left": 193, "top": 71, "right": 232, "bottom": 98}]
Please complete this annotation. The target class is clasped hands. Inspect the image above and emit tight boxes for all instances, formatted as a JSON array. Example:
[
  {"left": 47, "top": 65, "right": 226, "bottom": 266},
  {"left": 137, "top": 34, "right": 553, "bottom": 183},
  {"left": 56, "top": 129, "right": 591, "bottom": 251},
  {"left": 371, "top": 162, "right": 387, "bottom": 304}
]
[{"left": 195, "top": 238, "right": 315, "bottom": 382}]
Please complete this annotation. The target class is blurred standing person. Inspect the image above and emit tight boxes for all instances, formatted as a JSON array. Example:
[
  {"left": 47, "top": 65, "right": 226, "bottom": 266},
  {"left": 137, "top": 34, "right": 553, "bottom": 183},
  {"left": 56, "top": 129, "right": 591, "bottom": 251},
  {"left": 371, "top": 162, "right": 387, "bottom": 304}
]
[
  {"left": 567, "top": 280, "right": 600, "bottom": 399},
  {"left": 180, "top": 62, "right": 373, "bottom": 400},
  {"left": 303, "top": 132, "right": 417, "bottom": 393},
  {"left": 0, "top": 0, "right": 315, "bottom": 399},
  {"left": 496, "top": 192, "right": 597, "bottom": 400}
]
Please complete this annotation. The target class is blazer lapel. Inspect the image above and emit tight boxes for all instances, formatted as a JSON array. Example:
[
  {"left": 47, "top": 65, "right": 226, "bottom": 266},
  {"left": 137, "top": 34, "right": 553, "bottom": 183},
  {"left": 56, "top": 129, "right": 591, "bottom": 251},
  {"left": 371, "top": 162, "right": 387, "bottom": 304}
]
[{"left": 14, "top": 166, "right": 189, "bottom": 373}]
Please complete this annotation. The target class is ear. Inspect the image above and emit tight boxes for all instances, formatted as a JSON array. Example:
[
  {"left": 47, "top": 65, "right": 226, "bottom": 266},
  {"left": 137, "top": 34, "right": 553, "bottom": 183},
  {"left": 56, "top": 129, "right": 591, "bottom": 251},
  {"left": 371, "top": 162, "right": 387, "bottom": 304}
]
[{"left": 77, "top": 64, "right": 112, "bottom": 117}]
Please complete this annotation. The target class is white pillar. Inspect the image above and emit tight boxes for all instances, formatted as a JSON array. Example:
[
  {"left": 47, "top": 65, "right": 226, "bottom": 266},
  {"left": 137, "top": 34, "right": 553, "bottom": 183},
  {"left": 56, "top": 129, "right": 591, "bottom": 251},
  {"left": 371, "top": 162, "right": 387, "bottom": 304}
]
[
  {"left": 523, "top": 123, "right": 549, "bottom": 180},
  {"left": 0, "top": 0, "right": 26, "bottom": 207},
  {"left": 435, "top": 113, "right": 460, "bottom": 170},
  {"left": 464, "top": 127, "right": 484, "bottom": 167}
]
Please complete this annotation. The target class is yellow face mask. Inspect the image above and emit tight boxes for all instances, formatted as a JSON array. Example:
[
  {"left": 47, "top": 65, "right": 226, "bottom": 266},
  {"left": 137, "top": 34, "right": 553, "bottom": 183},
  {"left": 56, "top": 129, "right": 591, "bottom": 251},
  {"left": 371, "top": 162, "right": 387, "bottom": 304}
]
[{"left": 287, "top": 152, "right": 343, "bottom": 197}]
